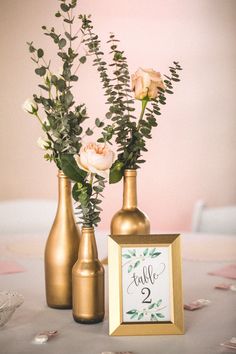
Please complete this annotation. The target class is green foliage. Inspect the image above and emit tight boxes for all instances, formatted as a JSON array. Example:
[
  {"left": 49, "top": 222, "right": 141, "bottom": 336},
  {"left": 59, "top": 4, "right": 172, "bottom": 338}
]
[
  {"left": 26, "top": 1, "right": 113, "bottom": 228},
  {"left": 60, "top": 154, "right": 107, "bottom": 227},
  {"left": 74, "top": 176, "right": 106, "bottom": 227},
  {"left": 79, "top": 19, "right": 182, "bottom": 180},
  {"left": 26, "top": 1, "right": 101, "bottom": 169}
]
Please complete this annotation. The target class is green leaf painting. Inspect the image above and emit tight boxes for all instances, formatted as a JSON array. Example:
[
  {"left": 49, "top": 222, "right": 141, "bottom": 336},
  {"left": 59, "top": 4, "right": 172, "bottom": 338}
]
[
  {"left": 126, "top": 299, "right": 165, "bottom": 322},
  {"left": 122, "top": 247, "right": 162, "bottom": 271}
]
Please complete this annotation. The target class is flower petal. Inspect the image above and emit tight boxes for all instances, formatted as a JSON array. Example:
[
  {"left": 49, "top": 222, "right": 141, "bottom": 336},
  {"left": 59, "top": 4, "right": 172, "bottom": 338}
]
[{"left": 74, "top": 155, "right": 89, "bottom": 173}]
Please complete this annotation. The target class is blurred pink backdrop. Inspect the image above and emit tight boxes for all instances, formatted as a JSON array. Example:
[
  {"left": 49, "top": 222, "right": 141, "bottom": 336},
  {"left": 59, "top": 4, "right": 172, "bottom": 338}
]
[{"left": 0, "top": 0, "right": 236, "bottom": 232}]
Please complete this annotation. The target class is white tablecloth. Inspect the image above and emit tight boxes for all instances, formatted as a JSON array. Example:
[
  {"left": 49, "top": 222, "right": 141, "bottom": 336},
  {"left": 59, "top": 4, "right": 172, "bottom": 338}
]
[{"left": 0, "top": 232, "right": 236, "bottom": 354}]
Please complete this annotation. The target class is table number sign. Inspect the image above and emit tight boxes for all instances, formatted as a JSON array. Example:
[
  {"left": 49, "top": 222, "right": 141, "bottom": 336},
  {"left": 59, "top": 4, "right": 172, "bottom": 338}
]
[
  {"left": 122, "top": 246, "right": 171, "bottom": 323},
  {"left": 108, "top": 234, "right": 184, "bottom": 336}
]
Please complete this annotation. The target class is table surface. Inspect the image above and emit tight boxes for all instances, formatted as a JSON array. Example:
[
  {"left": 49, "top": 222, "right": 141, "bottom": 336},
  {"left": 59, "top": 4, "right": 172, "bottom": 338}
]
[{"left": 0, "top": 232, "right": 236, "bottom": 354}]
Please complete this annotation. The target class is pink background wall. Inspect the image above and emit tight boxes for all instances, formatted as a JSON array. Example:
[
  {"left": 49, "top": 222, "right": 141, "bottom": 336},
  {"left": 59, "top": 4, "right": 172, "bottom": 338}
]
[{"left": 0, "top": 0, "right": 236, "bottom": 232}]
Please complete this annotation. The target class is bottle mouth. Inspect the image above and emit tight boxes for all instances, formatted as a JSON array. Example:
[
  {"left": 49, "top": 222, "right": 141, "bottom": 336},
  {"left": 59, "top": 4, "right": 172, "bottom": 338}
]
[
  {"left": 124, "top": 169, "right": 137, "bottom": 177},
  {"left": 82, "top": 226, "right": 94, "bottom": 232},
  {"left": 57, "top": 170, "right": 67, "bottom": 178}
]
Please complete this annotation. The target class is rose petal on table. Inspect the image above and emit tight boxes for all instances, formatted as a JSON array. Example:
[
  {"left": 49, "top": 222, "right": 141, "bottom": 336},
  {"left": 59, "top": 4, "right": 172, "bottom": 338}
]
[
  {"left": 184, "top": 303, "right": 203, "bottom": 311},
  {"left": 184, "top": 299, "right": 210, "bottom": 311},
  {"left": 208, "top": 264, "right": 236, "bottom": 279},
  {"left": 40, "top": 330, "right": 58, "bottom": 337},
  {"left": 33, "top": 330, "right": 58, "bottom": 344},
  {"left": 0, "top": 261, "right": 25, "bottom": 274},
  {"left": 33, "top": 334, "right": 49, "bottom": 344},
  {"left": 194, "top": 299, "right": 211, "bottom": 306},
  {"left": 215, "top": 283, "right": 231, "bottom": 290},
  {"left": 230, "top": 285, "right": 236, "bottom": 291},
  {"left": 221, "top": 341, "right": 236, "bottom": 350}
]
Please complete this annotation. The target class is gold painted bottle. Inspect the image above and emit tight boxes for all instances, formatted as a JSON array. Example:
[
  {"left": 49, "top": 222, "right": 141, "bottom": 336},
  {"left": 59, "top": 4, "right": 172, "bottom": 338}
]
[
  {"left": 44, "top": 170, "right": 80, "bottom": 309},
  {"left": 72, "top": 226, "right": 104, "bottom": 324},
  {"left": 111, "top": 169, "right": 150, "bottom": 235}
]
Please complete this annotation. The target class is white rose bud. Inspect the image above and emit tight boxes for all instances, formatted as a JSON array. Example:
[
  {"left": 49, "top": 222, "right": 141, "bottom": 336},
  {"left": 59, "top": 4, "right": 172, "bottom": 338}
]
[
  {"left": 74, "top": 142, "right": 115, "bottom": 179},
  {"left": 37, "top": 137, "right": 48, "bottom": 150},
  {"left": 131, "top": 68, "right": 165, "bottom": 100},
  {"left": 44, "top": 70, "right": 52, "bottom": 85},
  {"left": 22, "top": 98, "right": 38, "bottom": 114}
]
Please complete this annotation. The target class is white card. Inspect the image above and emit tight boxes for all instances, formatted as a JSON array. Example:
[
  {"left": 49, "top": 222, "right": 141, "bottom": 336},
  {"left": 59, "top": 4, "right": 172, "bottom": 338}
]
[{"left": 121, "top": 246, "right": 171, "bottom": 322}]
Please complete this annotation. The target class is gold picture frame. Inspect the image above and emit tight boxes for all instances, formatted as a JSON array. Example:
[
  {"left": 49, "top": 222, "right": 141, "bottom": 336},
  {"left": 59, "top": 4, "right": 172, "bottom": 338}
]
[{"left": 108, "top": 234, "right": 184, "bottom": 336}]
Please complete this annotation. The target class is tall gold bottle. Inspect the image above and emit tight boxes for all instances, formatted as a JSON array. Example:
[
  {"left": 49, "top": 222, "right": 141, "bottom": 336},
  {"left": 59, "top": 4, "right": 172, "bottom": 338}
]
[
  {"left": 44, "top": 170, "right": 80, "bottom": 309},
  {"left": 72, "top": 226, "right": 104, "bottom": 324},
  {"left": 111, "top": 169, "right": 150, "bottom": 235}
]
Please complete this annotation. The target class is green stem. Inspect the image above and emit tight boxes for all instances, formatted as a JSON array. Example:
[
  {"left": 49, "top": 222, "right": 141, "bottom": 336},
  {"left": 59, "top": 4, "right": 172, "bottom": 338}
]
[
  {"left": 137, "top": 99, "right": 148, "bottom": 130},
  {"left": 35, "top": 112, "right": 44, "bottom": 126},
  {"left": 89, "top": 173, "right": 94, "bottom": 185},
  {"left": 35, "top": 112, "right": 55, "bottom": 144}
]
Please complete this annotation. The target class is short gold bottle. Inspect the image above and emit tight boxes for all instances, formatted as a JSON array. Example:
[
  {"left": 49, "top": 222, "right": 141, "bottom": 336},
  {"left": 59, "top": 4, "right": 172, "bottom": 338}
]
[
  {"left": 44, "top": 170, "right": 80, "bottom": 309},
  {"left": 111, "top": 169, "right": 150, "bottom": 235},
  {"left": 72, "top": 226, "right": 104, "bottom": 324}
]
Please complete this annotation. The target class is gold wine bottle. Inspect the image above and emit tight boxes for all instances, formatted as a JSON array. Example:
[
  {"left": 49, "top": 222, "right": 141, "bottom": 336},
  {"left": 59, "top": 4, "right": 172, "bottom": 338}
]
[
  {"left": 111, "top": 169, "right": 150, "bottom": 235},
  {"left": 72, "top": 226, "right": 104, "bottom": 324},
  {"left": 44, "top": 170, "right": 80, "bottom": 309}
]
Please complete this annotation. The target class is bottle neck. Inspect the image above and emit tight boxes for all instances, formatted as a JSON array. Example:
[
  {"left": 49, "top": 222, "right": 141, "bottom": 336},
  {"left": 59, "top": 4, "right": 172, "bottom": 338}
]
[
  {"left": 78, "top": 227, "right": 98, "bottom": 261},
  {"left": 57, "top": 170, "right": 73, "bottom": 214},
  {"left": 123, "top": 169, "right": 137, "bottom": 209}
]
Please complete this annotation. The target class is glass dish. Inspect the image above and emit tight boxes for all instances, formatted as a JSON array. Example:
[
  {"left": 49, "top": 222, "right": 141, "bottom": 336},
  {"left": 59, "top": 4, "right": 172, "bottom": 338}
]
[{"left": 0, "top": 291, "right": 24, "bottom": 327}]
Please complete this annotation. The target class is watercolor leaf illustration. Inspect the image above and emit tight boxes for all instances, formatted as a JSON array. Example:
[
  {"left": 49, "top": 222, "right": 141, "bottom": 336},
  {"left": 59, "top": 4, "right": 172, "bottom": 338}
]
[
  {"left": 126, "top": 299, "right": 165, "bottom": 321},
  {"left": 122, "top": 248, "right": 162, "bottom": 271}
]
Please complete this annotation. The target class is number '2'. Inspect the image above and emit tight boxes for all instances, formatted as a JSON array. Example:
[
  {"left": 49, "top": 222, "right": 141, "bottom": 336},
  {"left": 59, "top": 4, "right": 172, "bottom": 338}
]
[{"left": 141, "top": 287, "right": 152, "bottom": 303}]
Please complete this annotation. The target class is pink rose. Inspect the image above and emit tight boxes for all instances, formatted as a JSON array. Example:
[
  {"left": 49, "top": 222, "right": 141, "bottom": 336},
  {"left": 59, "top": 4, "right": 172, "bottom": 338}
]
[
  {"left": 131, "top": 68, "right": 165, "bottom": 100},
  {"left": 74, "top": 143, "right": 115, "bottom": 179}
]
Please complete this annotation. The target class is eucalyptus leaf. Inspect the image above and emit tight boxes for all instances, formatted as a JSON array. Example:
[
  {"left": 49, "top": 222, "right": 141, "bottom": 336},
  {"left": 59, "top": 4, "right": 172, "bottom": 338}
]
[
  {"left": 134, "top": 260, "right": 140, "bottom": 268},
  {"left": 38, "top": 84, "right": 49, "bottom": 92},
  {"left": 128, "top": 249, "right": 136, "bottom": 256},
  {"left": 148, "top": 303, "right": 155, "bottom": 309},
  {"left": 57, "top": 79, "right": 66, "bottom": 92},
  {"left": 109, "top": 161, "right": 124, "bottom": 184},
  {"left": 151, "top": 252, "right": 161, "bottom": 258},
  {"left": 131, "top": 313, "right": 138, "bottom": 319},
  {"left": 122, "top": 254, "right": 131, "bottom": 259},
  {"left": 70, "top": 75, "right": 78, "bottom": 81},
  {"left": 86, "top": 128, "right": 93, "bottom": 136},
  {"left": 37, "top": 48, "right": 44, "bottom": 58},
  {"left": 65, "top": 91, "right": 73, "bottom": 106},
  {"left": 60, "top": 3, "right": 69, "bottom": 12},
  {"left": 95, "top": 118, "right": 104, "bottom": 128},
  {"left": 138, "top": 313, "right": 144, "bottom": 320},
  {"left": 60, "top": 154, "right": 87, "bottom": 183},
  {"left": 156, "top": 313, "right": 165, "bottom": 318},
  {"left": 79, "top": 56, "right": 87, "bottom": 64},
  {"left": 59, "top": 38, "right": 66, "bottom": 49},
  {"left": 126, "top": 309, "right": 137, "bottom": 314},
  {"left": 72, "top": 183, "right": 80, "bottom": 201},
  {"left": 35, "top": 67, "right": 46, "bottom": 76}
]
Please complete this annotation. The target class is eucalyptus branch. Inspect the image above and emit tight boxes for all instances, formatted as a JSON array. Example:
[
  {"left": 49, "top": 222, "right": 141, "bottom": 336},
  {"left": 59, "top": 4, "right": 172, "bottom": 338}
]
[
  {"left": 110, "top": 62, "right": 183, "bottom": 176},
  {"left": 25, "top": 0, "right": 93, "bottom": 168}
]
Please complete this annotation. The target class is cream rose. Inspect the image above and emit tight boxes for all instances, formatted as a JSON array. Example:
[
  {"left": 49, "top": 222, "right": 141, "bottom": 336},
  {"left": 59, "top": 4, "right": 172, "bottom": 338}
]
[
  {"left": 22, "top": 98, "right": 38, "bottom": 114},
  {"left": 131, "top": 68, "right": 165, "bottom": 100},
  {"left": 74, "top": 143, "right": 115, "bottom": 179}
]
